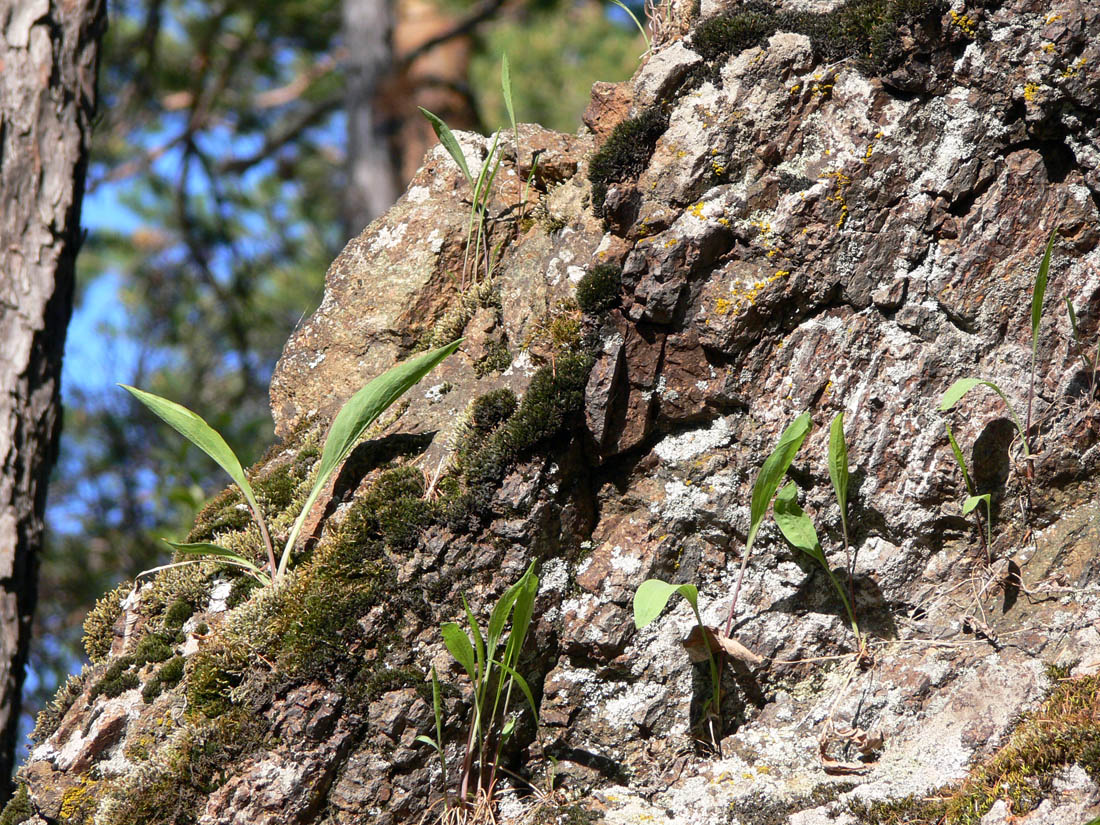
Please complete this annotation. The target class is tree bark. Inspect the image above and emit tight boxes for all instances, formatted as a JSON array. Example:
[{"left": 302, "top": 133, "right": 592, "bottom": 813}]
[
  {"left": 342, "top": 0, "right": 401, "bottom": 235},
  {"left": 0, "top": 0, "right": 105, "bottom": 800}
]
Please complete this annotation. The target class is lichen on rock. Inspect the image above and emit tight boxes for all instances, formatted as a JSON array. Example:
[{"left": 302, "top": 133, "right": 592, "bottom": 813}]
[{"left": 13, "top": 0, "right": 1100, "bottom": 822}]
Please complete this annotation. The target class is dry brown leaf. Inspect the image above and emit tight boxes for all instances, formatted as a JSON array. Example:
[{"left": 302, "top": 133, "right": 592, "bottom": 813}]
[{"left": 682, "top": 625, "right": 764, "bottom": 665}]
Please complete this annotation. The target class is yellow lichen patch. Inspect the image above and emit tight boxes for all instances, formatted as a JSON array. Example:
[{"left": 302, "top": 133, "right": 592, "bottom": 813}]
[
  {"left": 720, "top": 269, "right": 792, "bottom": 316},
  {"left": 1046, "top": 13, "right": 1062, "bottom": 23},
  {"left": 1024, "top": 82, "right": 1040, "bottom": 101},
  {"left": 689, "top": 202, "right": 706, "bottom": 220},
  {"left": 1041, "top": 43, "right": 1055, "bottom": 54},
  {"left": 823, "top": 170, "right": 852, "bottom": 229},
  {"left": 863, "top": 131, "right": 884, "bottom": 163},
  {"left": 60, "top": 775, "right": 100, "bottom": 822},
  {"left": 809, "top": 73, "right": 835, "bottom": 98},
  {"left": 949, "top": 9, "right": 977, "bottom": 37},
  {"left": 1061, "top": 56, "right": 1087, "bottom": 78}
]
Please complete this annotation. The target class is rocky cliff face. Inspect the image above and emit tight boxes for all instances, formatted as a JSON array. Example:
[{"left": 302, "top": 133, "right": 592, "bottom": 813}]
[{"left": 10, "top": 1, "right": 1100, "bottom": 823}]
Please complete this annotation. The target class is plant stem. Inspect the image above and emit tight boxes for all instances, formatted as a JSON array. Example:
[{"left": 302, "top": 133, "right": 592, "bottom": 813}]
[
  {"left": 723, "top": 547, "right": 752, "bottom": 637},
  {"left": 249, "top": 505, "right": 278, "bottom": 581}
]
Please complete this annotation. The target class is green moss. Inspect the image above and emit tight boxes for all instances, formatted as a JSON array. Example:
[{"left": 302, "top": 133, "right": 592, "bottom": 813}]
[
  {"left": 469, "top": 389, "right": 518, "bottom": 433},
  {"left": 186, "top": 486, "right": 250, "bottom": 543},
  {"left": 141, "top": 679, "right": 163, "bottom": 704},
  {"left": 90, "top": 658, "right": 140, "bottom": 700},
  {"left": 361, "top": 664, "right": 428, "bottom": 703},
  {"left": 98, "top": 708, "right": 268, "bottom": 825},
  {"left": 31, "top": 669, "right": 88, "bottom": 744},
  {"left": 588, "top": 106, "right": 669, "bottom": 216},
  {"left": 158, "top": 655, "right": 185, "bottom": 686},
  {"left": 0, "top": 784, "right": 32, "bottom": 825},
  {"left": 474, "top": 340, "right": 513, "bottom": 377},
  {"left": 82, "top": 580, "right": 132, "bottom": 663},
  {"left": 690, "top": 0, "right": 948, "bottom": 75},
  {"left": 359, "top": 466, "right": 433, "bottom": 552},
  {"left": 848, "top": 674, "right": 1100, "bottom": 825},
  {"left": 134, "top": 633, "right": 173, "bottom": 665},
  {"left": 576, "top": 263, "right": 622, "bottom": 314},
  {"left": 163, "top": 598, "right": 194, "bottom": 630},
  {"left": 186, "top": 646, "right": 244, "bottom": 719}
]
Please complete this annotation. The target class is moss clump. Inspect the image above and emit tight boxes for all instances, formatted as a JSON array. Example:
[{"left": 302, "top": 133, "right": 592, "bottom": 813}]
[
  {"left": 82, "top": 580, "right": 132, "bottom": 663},
  {"left": 576, "top": 264, "right": 623, "bottom": 314},
  {"left": 98, "top": 707, "right": 268, "bottom": 825},
  {"left": 90, "top": 656, "right": 139, "bottom": 700},
  {"left": 141, "top": 679, "right": 163, "bottom": 704},
  {"left": 0, "top": 784, "right": 32, "bottom": 825},
  {"left": 460, "top": 353, "right": 594, "bottom": 511},
  {"left": 588, "top": 107, "right": 669, "bottom": 215},
  {"left": 690, "top": 0, "right": 948, "bottom": 75},
  {"left": 31, "top": 669, "right": 88, "bottom": 744},
  {"left": 849, "top": 674, "right": 1100, "bottom": 825},
  {"left": 469, "top": 389, "right": 518, "bottom": 433},
  {"left": 186, "top": 646, "right": 244, "bottom": 719},
  {"left": 474, "top": 340, "right": 513, "bottom": 377},
  {"left": 158, "top": 655, "right": 185, "bottom": 686},
  {"left": 358, "top": 466, "right": 433, "bottom": 552},
  {"left": 163, "top": 598, "right": 194, "bottom": 630},
  {"left": 134, "top": 633, "right": 173, "bottom": 665},
  {"left": 186, "top": 486, "right": 250, "bottom": 543}
]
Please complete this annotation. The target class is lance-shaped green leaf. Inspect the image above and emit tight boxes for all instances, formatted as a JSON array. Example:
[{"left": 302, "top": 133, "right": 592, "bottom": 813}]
[
  {"left": 419, "top": 107, "right": 472, "bottom": 186},
  {"left": 633, "top": 579, "right": 699, "bottom": 629},
  {"left": 164, "top": 540, "right": 270, "bottom": 585},
  {"left": 748, "top": 412, "right": 813, "bottom": 555},
  {"left": 773, "top": 483, "right": 825, "bottom": 566},
  {"left": 441, "top": 622, "right": 477, "bottom": 684},
  {"left": 493, "top": 660, "right": 539, "bottom": 721},
  {"left": 1032, "top": 229, "right": 1057, "bottom": 353},
  {"left": 828, "top": 412, "right": 849, "bottom": 540},
  {"left": 939, "top": 378, "right": 1028, "bottom": 457},
  {"left": 121, "top": 385, "right": 262, "bottom": 522},
  {"left": 279, "top": 339, "right": 461, "bottom": 578},
  {"left": 501, "top": 54, "right": 516, "bottom": 138},
  {"left": 945, "top": 423, "right": 975, "bottom": 495}
]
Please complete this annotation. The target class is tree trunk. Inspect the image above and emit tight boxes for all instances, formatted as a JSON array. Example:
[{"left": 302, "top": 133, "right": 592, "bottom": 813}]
[
  {"left": 0, "top": 0, "right": 105, "bottom": 800},
  {"left": 342, "top": 0, "right": 401, "bottom": 235}
]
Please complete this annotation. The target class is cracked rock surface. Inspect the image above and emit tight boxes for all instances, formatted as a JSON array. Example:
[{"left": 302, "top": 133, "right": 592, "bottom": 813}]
[{"left": 12, "top": 1, "right": 1100, "bottom": 823}]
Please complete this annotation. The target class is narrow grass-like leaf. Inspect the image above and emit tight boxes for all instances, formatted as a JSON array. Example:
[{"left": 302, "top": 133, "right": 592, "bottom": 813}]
[
  {"left": 501, "top": 54, "right": 516, "bottom": 139},
  {"left": 748, "top": 412, "right": 813, "bottom": 555},
  {"left": 632, "top": 579, "right": 698, "bottom": 629},
  {"left": 493, "top": 661, "right": 539, "bottom": 721},
  {"left": 828, "top": 412, "right": 849, "bottom": 539},
  {"left": 945, "top": 423, "right": 975, "bottom": 495},
  {"left": 441, "top": 622, "right": 477, "bottom": 683},
  {"left": 1032, "top": 229, "right": 1057, "bottom": 352},
  {"left": 463, "top": 596, "right": 486, "bottom": 681},
  {"left": 419, "top": 107, "right": 472, "bottom": 186},
  {"left": 486, "top": 584, "right": 521, "bottom": 659},
  {"left": 1067, "top": 297, "right": 1080, "bottom": 342},
  {"left": 278, "top": 339, "right": 461, "bottom": 578},
  {"left": 164, "top": 540, "right": 270, "bottom": 584},
  {"left": 609, "top": 0, "right": 651, "bottom": 49},
  {"left": 415, "top": 734, "right": 441, "bottom": 751},
  {"left": 121, "top": 385, "right": 262, "bottom": 518},
  {"left": 773, "top": 483, "right": 825, "bottom": 566}
]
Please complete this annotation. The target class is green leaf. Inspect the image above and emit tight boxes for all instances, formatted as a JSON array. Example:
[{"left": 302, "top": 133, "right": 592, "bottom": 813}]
[
  {"left": 828, "top": 412, "right": 849, "bottom": 535},
  {"left": 441, "top": 622, "right": 477, "bottom": 683},
  {"left": 163, "top": 540, "right": 270, "bottom": 584},
  {"left": 939, "top": 378, "right": 1027, "bottom": 456},
  {"left": 945, "top": 423, "right": 975, "bottom": 496},
  {"left": 419, "top": 107, "right": 473, "bottom": 186},
  {"left": 121, "top": 384, "right": 262, "bottom": 522},
  {"left": 503, "top": 563, "right": 538, "bottom": 664},
  {"left": 463, "top": 595, "right": 486, "bottom": 681},
  {"left": 632, "top": 579, "right": 698, "bottom": 629},
  {"left": 278, "top": 339, "right": 461, "bottom": 578},
  {"left": 1066, "top": 297, "right": 1080, "bottom": 342},
  {"left": 773, "top": 483, "right": 826, "bottom": 567},
  {"left": 1032, "top": 229, "right": 1057, "bottom": 351},
  {"left": 963, "top": 493, "right": 990, "bottom": 516},
  {"left": 747, "top": 412, "right": 813, "bottom": 555},
  {"left": 415, "top": 734, "right": 441, "bottom": 753},
  {"left": 501, "top": 54, "right": 516, "bottom": 136},
  {"left": 494, "top": 660, "right": 539, "bottom": 721}
]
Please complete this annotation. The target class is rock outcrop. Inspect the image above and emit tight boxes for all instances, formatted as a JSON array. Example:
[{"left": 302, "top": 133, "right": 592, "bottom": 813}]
[{"left": 11, "top": 0, "right": 1100, "bottom": 823}]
